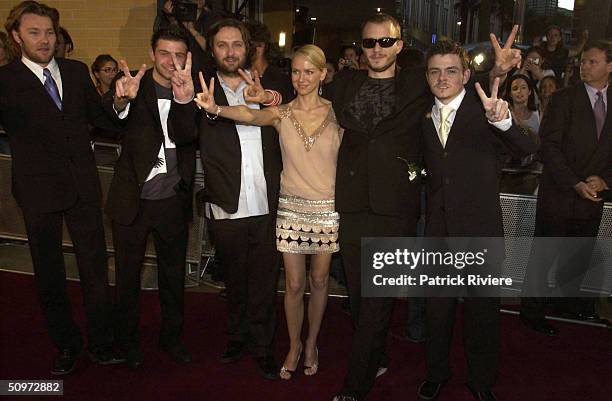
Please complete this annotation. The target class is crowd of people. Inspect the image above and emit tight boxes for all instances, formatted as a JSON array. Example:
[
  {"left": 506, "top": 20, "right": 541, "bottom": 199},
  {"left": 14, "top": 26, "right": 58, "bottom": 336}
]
[{"left": 0, "top": 1, "right": 610, "bottom": 401}]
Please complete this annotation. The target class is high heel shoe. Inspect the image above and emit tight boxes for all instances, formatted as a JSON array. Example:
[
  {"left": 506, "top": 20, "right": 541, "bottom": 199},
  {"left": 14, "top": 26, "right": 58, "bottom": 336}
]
[
  {"left": 303, "top": 347, "right": 319, "bottom": 376},
  {"left": 279, "top": 347, "right": 302, "bottom": 380}
]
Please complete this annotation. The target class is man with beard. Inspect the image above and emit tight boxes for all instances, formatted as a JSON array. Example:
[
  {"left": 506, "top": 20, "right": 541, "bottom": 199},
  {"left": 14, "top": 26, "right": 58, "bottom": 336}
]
[
  {"left": 326, "top": 13, "right": 522, "bottom": 401},
  {"left": 0, "top": 1, "right": 122, "bottom": 374},
  {"left": 179, "top": 18, "right": 284, "bottom": 379},
  {"left": 103, "top": 27, "right": 197, "bottom": 369}
]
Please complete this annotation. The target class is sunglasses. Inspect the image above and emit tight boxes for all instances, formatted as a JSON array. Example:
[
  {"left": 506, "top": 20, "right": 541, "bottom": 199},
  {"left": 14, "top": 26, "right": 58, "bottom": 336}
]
[
  {"left": 99, "top": 67, "right": 118, "bottom": 73},
  {"left": 361, "top": 37, "right": 399, "bottom": 49}
]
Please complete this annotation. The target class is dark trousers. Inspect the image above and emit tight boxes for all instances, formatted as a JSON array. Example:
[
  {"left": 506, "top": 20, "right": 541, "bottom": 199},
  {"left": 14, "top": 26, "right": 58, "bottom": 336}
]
[
  {"left": 521, "top": 212, "right": 601, "bottom": 321},
  {"left": 426, "top": 297, "right": 500, "bottom": 390},
  {"left": 22, "top": 198, "right": 113, "bottom": 352},
  {"left": 208, "top": 213, "right": 280, "bottom": 357},
  {"left": 112, "top": 196, "right": 188, "bottom": 350},
  {"left": 338, "top": 211, "right": 416, "bottom": 400}
]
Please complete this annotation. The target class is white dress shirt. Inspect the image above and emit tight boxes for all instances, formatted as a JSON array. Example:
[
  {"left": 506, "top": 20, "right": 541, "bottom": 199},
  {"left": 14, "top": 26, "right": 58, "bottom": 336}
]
[
  {"left": 206, "top": 71, "right": 269, "bottom": 220},
  {"left": 584, "top": 82, "right": 608, "bottom": 111},
  {"left": 431, "top": 88, "right": 512, "bottom": 147},
  {"left": 21, "top": 56, "right": 63, "bottom": 99}
]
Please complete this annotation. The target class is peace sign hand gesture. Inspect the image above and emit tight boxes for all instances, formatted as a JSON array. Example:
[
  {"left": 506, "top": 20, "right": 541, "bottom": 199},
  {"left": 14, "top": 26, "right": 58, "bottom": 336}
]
[
  {"left": 490, "top": 24, "right": 521, "bottom": 77},
  {"left": 170, "top": 52, "right": 195, "bottom": 103},
  {"left": 475, "top": 77, "right": 509, "bottom": 123},
  {"left": 194, "top": 71, "right": 218, "bottom": 114},
  {"left": 238, "top": 68, "right": 268, "bottom": 104},
  {"left": 115, "top": 59, "right": 147, "bottom": 101}
]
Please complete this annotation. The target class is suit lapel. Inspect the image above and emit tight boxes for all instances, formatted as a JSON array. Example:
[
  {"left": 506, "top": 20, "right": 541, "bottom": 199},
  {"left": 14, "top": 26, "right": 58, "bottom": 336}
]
[
  {"left": 338, "top": 72, "right": 368, "bottom": 133},
  {"left": 16, "top": 60, "right": 62, "bottom": 114},
  {"left": 142, "top": 72, "right": 164, "bottom": 138},
  {"left": 423, "top": 109, "right": 443, "bottom": 153},
  {"left": 444, "top": 91, "right": 478, "bottom": 150},
  {"left": 577, "top": 83, "right": 599, "bottom": 147}
]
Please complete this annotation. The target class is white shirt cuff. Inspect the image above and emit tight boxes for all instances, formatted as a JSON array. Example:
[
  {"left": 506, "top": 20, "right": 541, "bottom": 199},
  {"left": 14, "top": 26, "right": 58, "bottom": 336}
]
[
  {"left": 488, "top": 110, "right": 512, "bottom": 131},
  {"left": 173, "top": 94, "right": 195, "bottom": 105}
]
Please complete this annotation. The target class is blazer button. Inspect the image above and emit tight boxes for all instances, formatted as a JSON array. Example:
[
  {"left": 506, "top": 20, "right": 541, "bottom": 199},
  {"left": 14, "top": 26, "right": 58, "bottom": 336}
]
[
  {"left": 444, "top": 178, "right": 450, "bottom": 185},
  {"left": 443, "top": 151, "right": 448, "bottom": 158},
  {"left": 349, "top": 170, "right": 355, "bottom": 176},
  {"left": 370, "top": 139, "right": 375, "bottom": 144}
]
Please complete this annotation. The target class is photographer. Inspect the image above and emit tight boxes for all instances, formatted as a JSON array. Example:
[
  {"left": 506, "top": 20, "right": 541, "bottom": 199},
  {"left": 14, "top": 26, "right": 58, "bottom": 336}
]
[
  {"left": 337, "top": 45, "right": 360, "bottom": 71},
  {"left": 154, "top": 0, "right": 221, "bottom": 73}
]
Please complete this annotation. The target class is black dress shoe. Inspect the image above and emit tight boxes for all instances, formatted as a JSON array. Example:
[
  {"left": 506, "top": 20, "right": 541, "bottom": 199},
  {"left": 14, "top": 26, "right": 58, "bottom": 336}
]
[
  {"left": 255, "top": 355, "right": 278, "bottom": 380},
  {"left": 417, "top": 380, "right": 446, "bottom": 400},
  {"left": 161, "top": 342, "right": 192, "bottom": 363},
  {"left": 520, "top": 315, "right": 558, "bottom": 336},
  {"left": 123, "top": 348, "right": 144, "bottom": 370},
  {"left": 466, "top": 385, "right": 498, "bottom": 401},
  {"left": 51, "top": 349, "right": 79, "bottom": 376},
  {"left": 88, "top": 346, "right": 126, "bottom": 365},
  {"left": 220, "top": 341, "right": 247, "bottom": 363}
]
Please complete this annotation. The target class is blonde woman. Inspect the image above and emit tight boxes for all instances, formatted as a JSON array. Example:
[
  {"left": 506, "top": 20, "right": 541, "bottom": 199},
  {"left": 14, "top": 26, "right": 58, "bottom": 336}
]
[{"left": 195, "top": 44, "right": 342, "bottom": 380}]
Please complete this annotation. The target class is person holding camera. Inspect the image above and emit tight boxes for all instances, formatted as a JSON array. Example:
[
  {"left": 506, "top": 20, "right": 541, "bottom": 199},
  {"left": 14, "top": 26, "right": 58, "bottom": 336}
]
[
  {"left": 337, "top": 45, "right": 360, "bottom": 71},
  {"left": 154, "top": 0, "right": 221, "bottom": 74}
]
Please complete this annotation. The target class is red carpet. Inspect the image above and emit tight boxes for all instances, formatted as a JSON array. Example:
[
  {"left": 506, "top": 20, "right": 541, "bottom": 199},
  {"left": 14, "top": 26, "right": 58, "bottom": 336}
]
[{"left": 1, "top": 271, "right": 611, "bottom": 401}]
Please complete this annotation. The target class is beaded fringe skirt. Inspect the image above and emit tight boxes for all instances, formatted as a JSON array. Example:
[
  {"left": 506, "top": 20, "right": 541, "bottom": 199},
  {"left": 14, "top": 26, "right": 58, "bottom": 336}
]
[{"left": 276, "top": 193, "right": 340, "bottom": 254}]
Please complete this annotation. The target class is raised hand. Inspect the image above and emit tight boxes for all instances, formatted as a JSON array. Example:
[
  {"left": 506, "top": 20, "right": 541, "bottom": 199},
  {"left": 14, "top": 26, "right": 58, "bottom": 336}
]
[
  {"left": 115, "top": 59, "right": 146, "bottom": 101},
  {"left": 194, "top": 71, "right": 218, "bottom": 113},
  {"left": 475, "top": 77, "right": 509, "bottom": 123},
  {"left": 238, "top": 68, "right": 267, "bottom": 104},
  {"left": 490, "top": 25, "right": 521, "bottom": 77},
  {"left": 170, "top": 52, "right": 194, "bottom": 103}
]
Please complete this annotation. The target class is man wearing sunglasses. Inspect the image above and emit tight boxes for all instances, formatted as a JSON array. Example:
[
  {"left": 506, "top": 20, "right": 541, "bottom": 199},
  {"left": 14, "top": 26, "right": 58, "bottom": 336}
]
[{"left": 325, "top": 13, "right": 522, "bottom": 401}]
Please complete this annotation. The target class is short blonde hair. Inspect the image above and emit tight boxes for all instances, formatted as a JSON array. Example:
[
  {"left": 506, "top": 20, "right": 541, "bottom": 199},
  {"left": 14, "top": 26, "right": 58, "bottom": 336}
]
[{"left": 294, "top": 44, "right": 326, "bottom": 70}]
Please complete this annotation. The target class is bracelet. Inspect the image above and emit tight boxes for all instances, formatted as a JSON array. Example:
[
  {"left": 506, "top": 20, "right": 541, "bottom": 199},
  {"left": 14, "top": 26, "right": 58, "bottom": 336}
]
[
  {"left": 262, "top": 89, "right": 282, "bottom": 106},
  {"left": 205, "top": 105, "right": 221, "bottom": 121}
]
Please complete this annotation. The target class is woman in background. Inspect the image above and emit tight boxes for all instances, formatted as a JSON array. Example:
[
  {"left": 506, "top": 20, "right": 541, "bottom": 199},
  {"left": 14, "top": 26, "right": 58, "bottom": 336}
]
[
  {"left": 195, "top": 45, "right": 342, "bottom": 380},
  {"left": 91, "top": 54, "right": 118, "bottom": 96},
  {"left": 538, "top": 75, "right": 558, "bottom": 120}
]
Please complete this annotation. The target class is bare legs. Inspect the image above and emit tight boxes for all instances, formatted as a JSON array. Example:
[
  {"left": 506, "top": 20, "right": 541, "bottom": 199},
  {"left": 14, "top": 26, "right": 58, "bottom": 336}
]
[{"left": 280, "top": 252, "right": 332, "bottom": 379}]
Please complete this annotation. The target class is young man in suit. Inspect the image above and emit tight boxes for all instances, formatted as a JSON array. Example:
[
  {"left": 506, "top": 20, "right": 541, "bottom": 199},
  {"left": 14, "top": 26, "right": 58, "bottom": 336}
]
[
  {"left": 326, "top": 14, "right": 523, "bottom": 401},
  {"left": 520, "top": 41, "right": 611, "bottom": 334},
  {"left": 176, "top": 18, "right": 285, "bottom": 380},
  {"left": 104, "top": 27, "right": 197, "bottom": 369},
  {"left": 417, "top": 40, "right": 535, "bottom": 401},
  {"left": 0, "top": 1, "right": 122, "bottom": 374}
]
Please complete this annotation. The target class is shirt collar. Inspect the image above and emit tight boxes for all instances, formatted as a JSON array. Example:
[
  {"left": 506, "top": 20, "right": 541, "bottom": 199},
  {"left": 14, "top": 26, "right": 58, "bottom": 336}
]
[
  {"left": 584, "top": 81, "right": 608, "bottom": 99},
  {"left": 433, "top": 88, "right": 466, "bottom": 114},
  {"left": 216, "top": 69, "right": 250, "bottom": 94},
  {"left": 21, "top": 56, "right": 59, "bottom": 81}
]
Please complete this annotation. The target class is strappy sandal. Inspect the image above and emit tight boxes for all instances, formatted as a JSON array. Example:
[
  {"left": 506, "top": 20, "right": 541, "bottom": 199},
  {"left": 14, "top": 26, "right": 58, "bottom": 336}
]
[
  {"left": 303, "top": 347, "right": 319, "bottom": 376},
  {"left": 279, "top": 347, "right": 302, "bottom": 380}
]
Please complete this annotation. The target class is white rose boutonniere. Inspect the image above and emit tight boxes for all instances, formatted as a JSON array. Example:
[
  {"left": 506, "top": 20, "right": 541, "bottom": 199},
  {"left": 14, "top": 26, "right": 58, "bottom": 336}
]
[{"left": 397, "top": 157, "right": 426, "bottom": 182}]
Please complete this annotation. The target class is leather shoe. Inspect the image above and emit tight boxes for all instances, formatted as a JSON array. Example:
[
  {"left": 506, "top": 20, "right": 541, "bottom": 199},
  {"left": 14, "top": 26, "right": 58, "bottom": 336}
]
[
  {"left": 161, "top": 342, "right": 192, "bottom": 363},
  {"left": 51, "top": 349, "right": 79, "bottom": 376},
  {"left": 255, "top": 355, "right": 278, "bottom": 380},
  {"left": 520, "top": 315, "right": 558, "bottom": 336},
  {"left": 88, "top": 346, "right": 126, "bottom": 365},
  {"left": 467, "top": 385, "right": 498, "bottom": 401},
  {"left": 220, "top": 341, "right": 247, "bottom": 363},
  {"left": 123, "top": 348, "right": 144, "bottom": 370},
  {"left": 417, "top": 380, "right": 446, "bottom": 400}
]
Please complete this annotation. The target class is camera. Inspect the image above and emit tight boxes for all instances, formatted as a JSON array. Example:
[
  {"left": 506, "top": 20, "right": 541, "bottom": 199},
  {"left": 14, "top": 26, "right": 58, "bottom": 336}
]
[{"left": 172, "top": 0, "right": 198, "bottom": 22}]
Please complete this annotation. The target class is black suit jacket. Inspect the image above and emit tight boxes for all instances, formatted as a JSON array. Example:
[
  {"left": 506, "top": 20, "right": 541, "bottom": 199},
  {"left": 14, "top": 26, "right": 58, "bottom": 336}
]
[
  {"left": 103, "top": 70, "right": 197, "bottom": 225},
  {"left": 536, "top": 82, "right": 612, "bottom": 220},
  {"left": 422, "top": 90, "right": 537, "bottom": 237},
  {"left": 183, "top": 70, "right": 283, "bottom": 215},
  {"left": 325, "top": 67, "right": 431, "bottom": 220},
  {"left": 0, "top": 58, "right": 117, "bottom": 214}
]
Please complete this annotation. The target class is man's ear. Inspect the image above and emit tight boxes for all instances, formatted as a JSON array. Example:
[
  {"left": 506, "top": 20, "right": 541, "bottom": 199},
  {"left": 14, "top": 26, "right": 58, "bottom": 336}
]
[
  {"left": 11, "top": 30, "right": 22, "bottom": 45},
  {"left": 463, "top": 68, "right": 471, "bottom": 85},
  {"left": 149, "top": 48, "right": 155, "bottom": 63}
]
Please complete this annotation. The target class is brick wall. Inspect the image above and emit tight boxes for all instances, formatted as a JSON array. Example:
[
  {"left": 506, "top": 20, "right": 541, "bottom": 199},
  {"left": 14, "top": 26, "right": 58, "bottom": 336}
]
[{"left": 0, "top": 0, "right": 156, "bottom": 71}]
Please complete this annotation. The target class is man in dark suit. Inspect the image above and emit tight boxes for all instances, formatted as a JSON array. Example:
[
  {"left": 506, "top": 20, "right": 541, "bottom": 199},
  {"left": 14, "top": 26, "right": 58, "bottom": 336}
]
[
  {"left": 416, "top": 40, "right": 536, "bottom": 401},
  {"left": 326, "top": 14, "right": 523, "bottom": 401},
  {"left": 520, "top": 41, "right": 611, "bottom": 335},
  {"left": 177, "top": 18, "right": 285, "bottom": 379},
  {"left": 0, "top": 1, "right": 122, "bottom": 374},
  {"left": 103, "top": 27, "right": 197, "bottom": 369}
]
